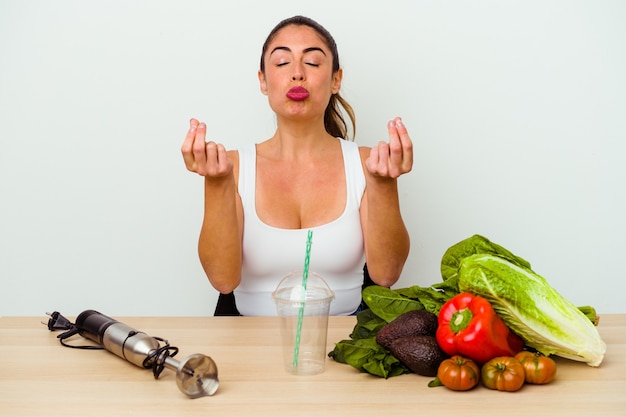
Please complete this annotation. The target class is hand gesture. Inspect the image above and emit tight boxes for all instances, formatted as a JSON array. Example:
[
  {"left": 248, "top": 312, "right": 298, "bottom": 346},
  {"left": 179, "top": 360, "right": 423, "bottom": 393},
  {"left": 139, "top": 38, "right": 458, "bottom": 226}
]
[
  {"left": 365, "top": 117, "right": 413, "bottom": 179},
  {"left": 181, "top": 119, "right": 232, "bottom": 177}
]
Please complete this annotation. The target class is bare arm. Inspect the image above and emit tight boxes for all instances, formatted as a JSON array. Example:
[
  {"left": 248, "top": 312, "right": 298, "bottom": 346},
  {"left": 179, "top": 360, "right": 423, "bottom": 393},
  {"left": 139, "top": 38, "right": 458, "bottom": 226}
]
[
  {"left": 181, "top": 119, "right": 243, "bottom": 293},
  {"left": 360, "top": 117, "right": 412, "bottom": 287}
]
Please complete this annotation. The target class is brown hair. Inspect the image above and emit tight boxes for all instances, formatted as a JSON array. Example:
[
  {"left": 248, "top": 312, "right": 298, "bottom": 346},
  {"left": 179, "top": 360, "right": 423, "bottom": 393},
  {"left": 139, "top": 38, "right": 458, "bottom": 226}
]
[{"left": 260, "top": 16, "right": 356, "bottom": 141}]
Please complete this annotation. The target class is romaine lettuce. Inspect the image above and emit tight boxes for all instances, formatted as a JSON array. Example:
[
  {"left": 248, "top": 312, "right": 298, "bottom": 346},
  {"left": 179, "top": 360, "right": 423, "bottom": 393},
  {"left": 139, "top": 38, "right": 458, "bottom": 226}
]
[{"left": 457, "top": 253, "right": 606, "bottom": 367}]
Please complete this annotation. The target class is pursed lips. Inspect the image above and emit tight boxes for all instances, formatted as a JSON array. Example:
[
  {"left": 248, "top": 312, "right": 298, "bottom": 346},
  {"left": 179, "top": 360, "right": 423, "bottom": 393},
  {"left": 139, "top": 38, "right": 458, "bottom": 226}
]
[{"left": 286, "top": 86, "right": 309, "bottom": 101}]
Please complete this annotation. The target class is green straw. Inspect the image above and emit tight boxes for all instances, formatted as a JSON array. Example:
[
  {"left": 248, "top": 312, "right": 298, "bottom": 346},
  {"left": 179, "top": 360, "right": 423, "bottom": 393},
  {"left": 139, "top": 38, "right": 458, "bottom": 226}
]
[{"left": 293, "top": 229, "right": 313, "bottom": 369}]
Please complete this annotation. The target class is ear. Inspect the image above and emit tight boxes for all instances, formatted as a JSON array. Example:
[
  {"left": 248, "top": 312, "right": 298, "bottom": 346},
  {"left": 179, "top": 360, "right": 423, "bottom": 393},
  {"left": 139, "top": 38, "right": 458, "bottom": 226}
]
[
  {"left": 258, "top": 70, "right": 268, "bottom": 95},
  {"left": 331, "top": 68, "right": 343, "bottom": 94}
]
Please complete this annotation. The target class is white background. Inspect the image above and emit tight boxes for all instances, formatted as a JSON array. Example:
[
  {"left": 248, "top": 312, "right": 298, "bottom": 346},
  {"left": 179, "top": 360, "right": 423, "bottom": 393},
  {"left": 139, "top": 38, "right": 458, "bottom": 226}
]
[{"left": 1, "top": 0, "right": 624, "bottom": 316}]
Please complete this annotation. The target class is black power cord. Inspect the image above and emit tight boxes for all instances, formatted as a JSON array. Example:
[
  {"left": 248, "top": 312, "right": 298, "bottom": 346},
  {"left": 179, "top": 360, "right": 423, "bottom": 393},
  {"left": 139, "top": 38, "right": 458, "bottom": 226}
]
[{"left": 143, "top": 337, "right": 179, "bottom": 379}]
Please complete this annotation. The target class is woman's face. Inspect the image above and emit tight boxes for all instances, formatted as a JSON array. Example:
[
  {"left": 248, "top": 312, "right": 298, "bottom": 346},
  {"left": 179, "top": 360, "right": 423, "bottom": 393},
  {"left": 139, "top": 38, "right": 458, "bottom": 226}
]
[{"left": 259, "top": 24, "right": 342, "bottom": 121}]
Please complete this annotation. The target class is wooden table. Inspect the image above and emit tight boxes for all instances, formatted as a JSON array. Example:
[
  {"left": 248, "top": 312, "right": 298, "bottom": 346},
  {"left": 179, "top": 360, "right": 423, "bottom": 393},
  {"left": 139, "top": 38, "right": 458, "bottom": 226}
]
[{"left": 1, "top": 314, "right": 624, "bottom": 417}]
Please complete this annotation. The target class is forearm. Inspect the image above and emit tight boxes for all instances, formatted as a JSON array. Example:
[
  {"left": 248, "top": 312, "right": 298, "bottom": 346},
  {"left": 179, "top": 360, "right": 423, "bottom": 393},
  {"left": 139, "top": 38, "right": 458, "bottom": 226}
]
[
  {"left": 363, "top": 177, "right": 410, "bottom": 287},
  {"left": 198, "top": 175, "right": 242, "bottom": 294}
]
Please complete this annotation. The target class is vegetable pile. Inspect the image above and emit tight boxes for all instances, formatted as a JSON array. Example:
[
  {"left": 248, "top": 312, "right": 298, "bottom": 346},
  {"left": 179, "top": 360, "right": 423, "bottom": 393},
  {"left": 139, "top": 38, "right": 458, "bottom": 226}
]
[{"left": 328, "top": 234, "right": 607, "bottom": 386}]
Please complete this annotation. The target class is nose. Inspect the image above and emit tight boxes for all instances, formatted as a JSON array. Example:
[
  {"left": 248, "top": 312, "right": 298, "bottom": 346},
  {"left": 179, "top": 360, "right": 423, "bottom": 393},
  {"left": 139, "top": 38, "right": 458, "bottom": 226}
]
[{"left": 292, "top": 63, "right": 305, "bottom": 81}]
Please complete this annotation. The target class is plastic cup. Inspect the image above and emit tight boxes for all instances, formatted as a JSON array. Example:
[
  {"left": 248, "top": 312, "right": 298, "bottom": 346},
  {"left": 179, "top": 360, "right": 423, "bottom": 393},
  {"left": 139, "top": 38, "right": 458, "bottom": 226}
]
[{"left": 272, "top": 271, "right": 334, "bottom": 375}]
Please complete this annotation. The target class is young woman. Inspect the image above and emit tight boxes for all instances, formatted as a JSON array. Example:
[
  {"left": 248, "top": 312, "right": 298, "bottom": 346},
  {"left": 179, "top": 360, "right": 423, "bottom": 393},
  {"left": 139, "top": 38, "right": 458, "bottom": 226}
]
[{"left": 181, "top": 16, "right": 412, "bottom": 315}]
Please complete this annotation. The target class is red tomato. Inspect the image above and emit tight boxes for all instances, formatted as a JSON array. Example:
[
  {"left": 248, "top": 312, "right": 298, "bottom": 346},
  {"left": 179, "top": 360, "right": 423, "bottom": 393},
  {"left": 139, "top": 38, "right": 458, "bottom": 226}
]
[
  {"left": 515, "top": 351, "right": 557, "bottom": 384},
  {"left": 437, "top": 355, "right": 480, "bottom": 391},
  {"left": 481, "top": 356, "right": 525, "bottom": 392}
]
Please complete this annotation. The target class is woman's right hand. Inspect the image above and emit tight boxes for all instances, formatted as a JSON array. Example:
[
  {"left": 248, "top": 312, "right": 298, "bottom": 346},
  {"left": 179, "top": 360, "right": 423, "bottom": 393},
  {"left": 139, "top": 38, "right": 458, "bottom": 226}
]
[{"left": 181, "top": 118, "right": 232, "bottom": 177}]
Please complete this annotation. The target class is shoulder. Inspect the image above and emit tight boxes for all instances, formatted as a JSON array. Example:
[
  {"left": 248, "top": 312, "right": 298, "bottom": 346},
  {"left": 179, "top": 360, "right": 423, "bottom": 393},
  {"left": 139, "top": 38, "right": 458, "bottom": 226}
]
[{"left": 337, "top": 140, "right": 369, "bottom": 168}]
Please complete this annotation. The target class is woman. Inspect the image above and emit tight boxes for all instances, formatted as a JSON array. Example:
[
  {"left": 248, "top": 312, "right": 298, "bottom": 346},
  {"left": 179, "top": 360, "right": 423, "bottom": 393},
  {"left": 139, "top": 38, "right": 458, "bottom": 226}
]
[{"left": 181, "top": 16, "right": 412, "bottom": 315}]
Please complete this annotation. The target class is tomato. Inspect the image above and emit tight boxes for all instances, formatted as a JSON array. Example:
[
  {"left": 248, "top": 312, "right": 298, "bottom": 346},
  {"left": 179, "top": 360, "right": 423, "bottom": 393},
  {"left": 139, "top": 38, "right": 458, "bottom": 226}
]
[
  {"left": 515, "top": 351, "right": 557, "bottom": 384},
  {"left": 481, "top": 356, "right": 525, "bottom": 392},
  {"left": 437, "top": 355, "right": 480, "bottom": 391}
]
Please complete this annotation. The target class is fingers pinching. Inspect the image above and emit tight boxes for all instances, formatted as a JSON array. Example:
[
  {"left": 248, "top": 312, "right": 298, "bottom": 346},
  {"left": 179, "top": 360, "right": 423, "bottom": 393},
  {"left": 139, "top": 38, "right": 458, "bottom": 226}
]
[
  {"left": 368, "top": 117, "right": 413, "bottom": 179},
  {"left": 181, "top": 119, "right": 232, "bottom": 177}
]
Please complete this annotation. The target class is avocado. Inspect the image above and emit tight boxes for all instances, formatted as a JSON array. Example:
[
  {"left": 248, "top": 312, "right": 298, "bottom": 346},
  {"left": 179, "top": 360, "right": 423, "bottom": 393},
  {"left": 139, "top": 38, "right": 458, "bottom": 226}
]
[
  {"left": 388, "top": 335, "right": 448, "bottom": 377},
  {"left": 375, "top": 309, "right": 438, "bottom": 349}
]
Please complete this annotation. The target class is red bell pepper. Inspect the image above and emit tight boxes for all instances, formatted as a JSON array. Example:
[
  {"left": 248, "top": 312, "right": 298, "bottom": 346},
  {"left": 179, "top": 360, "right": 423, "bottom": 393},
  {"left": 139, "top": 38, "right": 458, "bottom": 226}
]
[{"left": 436, "top": 292, "right": 524, "bottom": 364}]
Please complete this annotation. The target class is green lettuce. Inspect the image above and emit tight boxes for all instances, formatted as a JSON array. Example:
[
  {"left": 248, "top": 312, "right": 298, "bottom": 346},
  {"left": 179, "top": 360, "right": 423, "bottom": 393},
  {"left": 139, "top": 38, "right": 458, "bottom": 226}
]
[
  {"left": 457, "top": 253, "right": 606, "bottom": 367},
  {"left": 441, "top": 234, "right": 532, "bottom": 281}
]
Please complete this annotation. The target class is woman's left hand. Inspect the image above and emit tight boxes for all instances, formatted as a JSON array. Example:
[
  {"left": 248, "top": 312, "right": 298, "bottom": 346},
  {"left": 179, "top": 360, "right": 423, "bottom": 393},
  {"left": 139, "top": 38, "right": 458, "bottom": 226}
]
[{"left": 365, "top": 117, "right": 413, "bottom": 178}]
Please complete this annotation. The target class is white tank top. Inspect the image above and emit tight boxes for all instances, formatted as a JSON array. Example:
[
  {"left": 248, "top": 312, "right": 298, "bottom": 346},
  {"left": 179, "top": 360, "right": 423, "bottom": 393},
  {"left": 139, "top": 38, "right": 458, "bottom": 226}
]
[{"left": 234, "top": 139, "right": 366, "bottom": 316}]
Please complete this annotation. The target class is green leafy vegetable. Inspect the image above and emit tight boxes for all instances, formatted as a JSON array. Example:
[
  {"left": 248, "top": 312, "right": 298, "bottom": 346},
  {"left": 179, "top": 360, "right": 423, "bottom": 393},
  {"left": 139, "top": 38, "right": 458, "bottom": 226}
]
[
  {"left": 394, "top": 286, "right": 450, "bottom": 316},
  {"left": 361, "top": 286, "right": 424, "bottom": 323},
  {"left": 328, "top": 338, "right": 409, "bottom": 378},
  {"left": 349, "top": 308, "right": 387, "bottom": 340},
  {"left": 441, "top": 234, "right": 532, "bottom": 281},
  {"left": 328, "top": 309, "right": 409, "bottom": 378},
  {"left": 457, "top": 253, "right": 606, "bottom": 366}
]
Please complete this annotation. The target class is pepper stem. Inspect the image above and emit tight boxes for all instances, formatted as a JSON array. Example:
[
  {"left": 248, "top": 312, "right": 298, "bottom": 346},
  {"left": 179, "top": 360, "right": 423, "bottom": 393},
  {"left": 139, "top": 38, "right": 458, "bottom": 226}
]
[{"left": 449, "top": 308, "right": 473, "bottom": 333}]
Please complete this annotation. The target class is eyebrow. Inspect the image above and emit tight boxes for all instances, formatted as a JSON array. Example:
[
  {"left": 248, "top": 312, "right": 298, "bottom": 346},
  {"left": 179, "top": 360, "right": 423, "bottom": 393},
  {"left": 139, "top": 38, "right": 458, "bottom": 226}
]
[{"left": 269, "top": 46, "right": 327, "bottom": 56}]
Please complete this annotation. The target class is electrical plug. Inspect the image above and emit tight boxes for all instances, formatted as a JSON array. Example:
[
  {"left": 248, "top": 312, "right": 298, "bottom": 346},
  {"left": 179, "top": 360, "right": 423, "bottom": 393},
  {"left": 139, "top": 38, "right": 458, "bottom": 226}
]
[
  {"left": 43, "top": 311, "right": 74, "bottom": 331},
  {"left": 43, "top": 311, "right": 99, "bottom": 349}
]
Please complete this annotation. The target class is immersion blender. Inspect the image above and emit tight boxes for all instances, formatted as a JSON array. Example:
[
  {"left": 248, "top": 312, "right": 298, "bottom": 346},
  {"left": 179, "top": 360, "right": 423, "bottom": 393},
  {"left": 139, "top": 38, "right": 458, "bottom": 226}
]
[{"left": 72, "top": 309, "right": 219, "bottom": 398}]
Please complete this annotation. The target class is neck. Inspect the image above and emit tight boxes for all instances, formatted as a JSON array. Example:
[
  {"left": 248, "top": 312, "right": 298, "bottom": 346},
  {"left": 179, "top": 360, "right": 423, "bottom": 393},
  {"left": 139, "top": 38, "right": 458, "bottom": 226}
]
[{"left": 266, "top": 117, "right": 335, "bottom": 160}]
